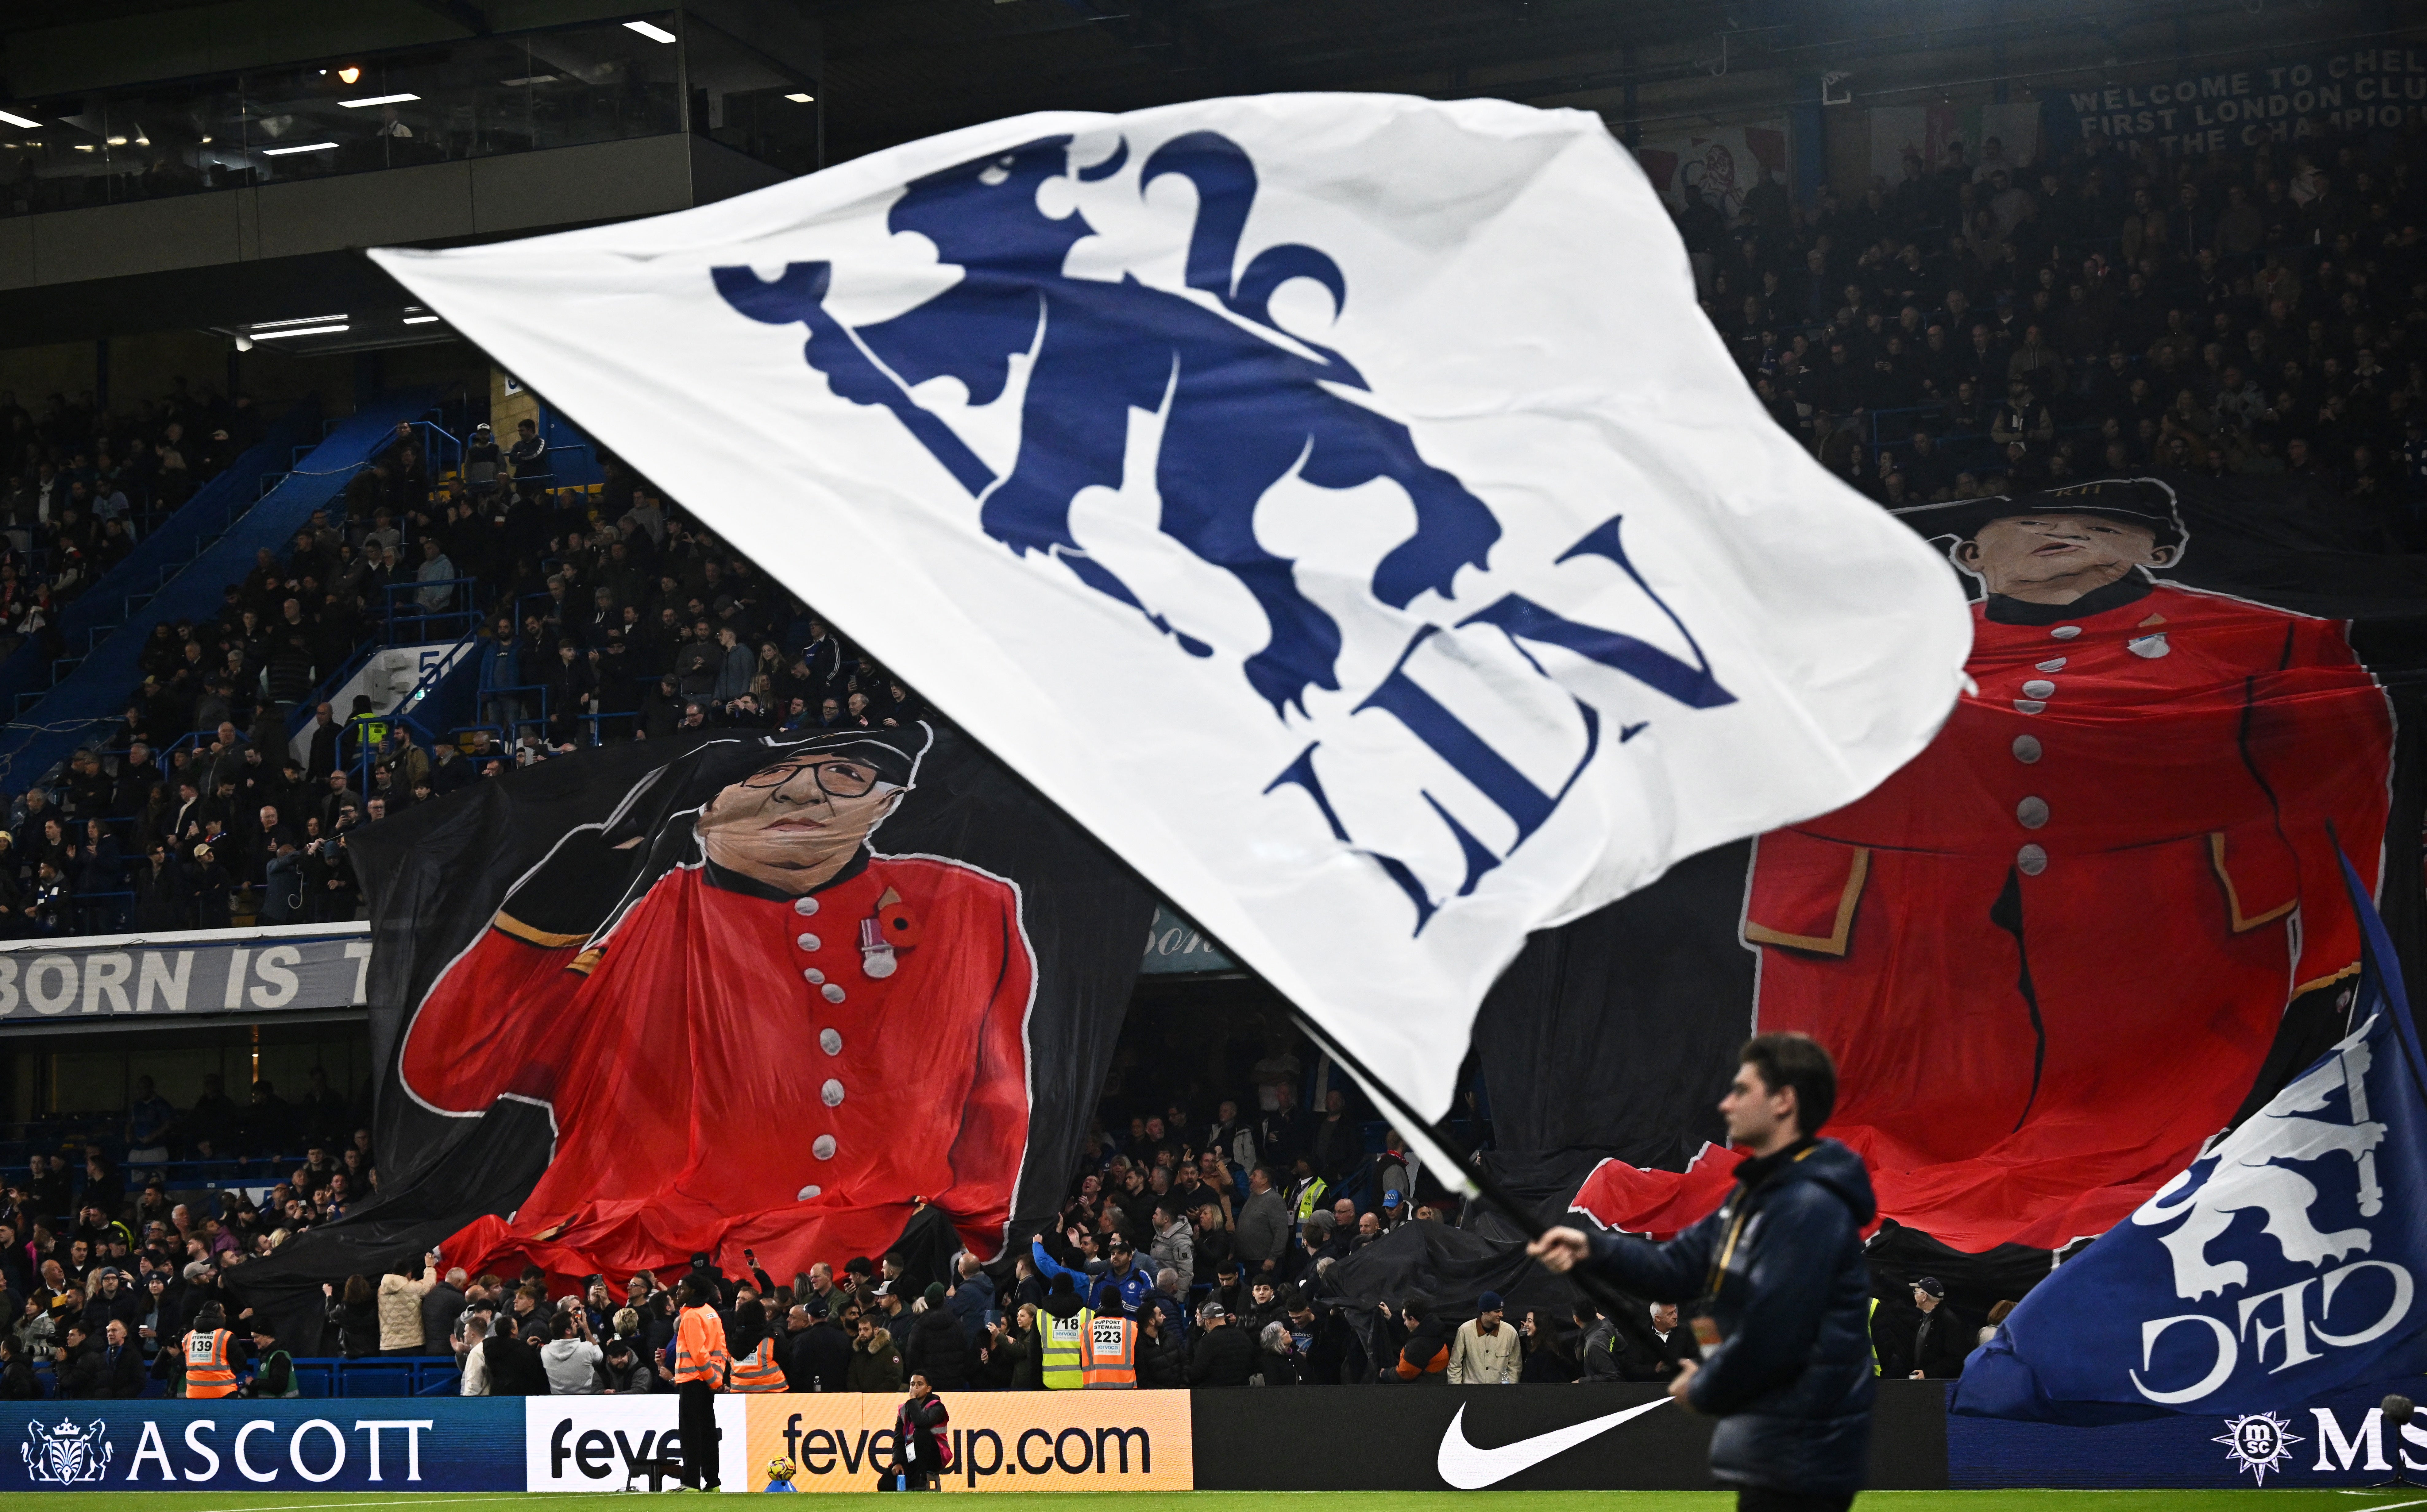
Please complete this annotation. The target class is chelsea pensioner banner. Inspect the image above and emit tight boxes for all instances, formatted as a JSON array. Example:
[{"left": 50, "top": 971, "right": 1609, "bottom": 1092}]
[
  {"left": 1494, "top": 474, "right": 2420, "bottom": 1256},
  {"left": 235, "top": 723, "right": 1154, "bottom": 1297}
]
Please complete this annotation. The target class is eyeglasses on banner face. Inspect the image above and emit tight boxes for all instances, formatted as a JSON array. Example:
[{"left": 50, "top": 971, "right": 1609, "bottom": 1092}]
[{"left": 739, "top": 758, "right": 881, "bottom": 797}]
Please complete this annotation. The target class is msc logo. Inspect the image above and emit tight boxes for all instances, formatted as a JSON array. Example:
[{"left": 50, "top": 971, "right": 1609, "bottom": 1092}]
[
  {"left": 2214, "top": 1411, "right": 2302, "bottom": 1483},
  {"left": 716, "top": 130, "right": 1739, "bottom": 931},
  {"left": 23, "top": 1418, "right": 110, "bottom": 1484}
]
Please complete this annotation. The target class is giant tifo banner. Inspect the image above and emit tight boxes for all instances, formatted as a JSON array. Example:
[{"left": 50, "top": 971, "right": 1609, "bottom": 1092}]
[
  {"left": 1478, "top": 475, "right": 2423, "bottom": 1262},
  {"left": 2041, "top": 43, "right": 2427, "bottom": 153},
  {"left": 233, "top": 725, "right": 1153, "bottom": 1310}
]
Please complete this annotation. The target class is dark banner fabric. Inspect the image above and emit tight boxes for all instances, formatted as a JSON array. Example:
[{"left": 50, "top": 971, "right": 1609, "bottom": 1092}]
[
  {"left": 1495, "top": 475, "right": 2422, "bottom": 1261},
  {"left": 1189, "top": 1380, "right": 1949, "bottom": 1491},
  {"left": 240, "top": 725, "right": 1151, "bottom": 1306}
]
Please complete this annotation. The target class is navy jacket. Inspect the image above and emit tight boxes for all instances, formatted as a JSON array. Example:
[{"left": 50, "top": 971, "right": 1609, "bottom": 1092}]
[{"left": 1582, "top": 1137, "right": 1877, "bottom": 1495}]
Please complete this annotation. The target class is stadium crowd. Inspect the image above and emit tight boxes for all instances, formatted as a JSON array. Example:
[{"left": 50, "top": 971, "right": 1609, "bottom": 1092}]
[
  {"left": 1684, "top": 119, "right": 2427, "bottom": 533},
  {"left": 0, "top": 405, "right": 923, "bottom": 939},
  {"left": 0, "top": 383, "right": 268, "bottom": 664},
  {"left": 0, "top": 1053, "right": 1989, "bottom": 1399}
]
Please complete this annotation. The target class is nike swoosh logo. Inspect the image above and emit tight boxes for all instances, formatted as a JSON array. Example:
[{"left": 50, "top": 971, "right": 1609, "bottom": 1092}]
[{"left": 1436, "top": 1396, "right": 1674, "bottom": 1490}]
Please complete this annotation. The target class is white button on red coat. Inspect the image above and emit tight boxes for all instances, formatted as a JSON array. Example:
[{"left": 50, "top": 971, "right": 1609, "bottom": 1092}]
[
  {"left": 813, "top": 1135, "right": 836, "bottom": 1160},
  {"left": 820, "top": 1028, "right": 842, "bottom": 1055},
  {"left": 793, "top": 897, "right": 819, "bottom": 916},
  {"left": 821, "top": 1078, "right": 845, "bottom": 1107},
  {"left": 797, "top": 933, "right": 822, "bottom": 951}
]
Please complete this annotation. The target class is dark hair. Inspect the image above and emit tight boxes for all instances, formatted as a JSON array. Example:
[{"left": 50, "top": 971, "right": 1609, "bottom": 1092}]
[
  {"left": 1738, "top": 1032, "right": 1837, "bottom": 1134},
  {"left": 342, "top": 1274, "right": 374, "bottom": 1307},
  {"left": 552, "top": 1311, "right": 578, "bottom": 1339},
  {"left": 731, "top": 1296, "right": 766, "bottom": 1356}
]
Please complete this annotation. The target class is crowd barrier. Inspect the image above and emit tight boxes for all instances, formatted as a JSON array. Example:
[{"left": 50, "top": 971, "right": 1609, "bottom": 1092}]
[{"left": 3, "top": 1382, "right": 2416, "bottom": 1492}]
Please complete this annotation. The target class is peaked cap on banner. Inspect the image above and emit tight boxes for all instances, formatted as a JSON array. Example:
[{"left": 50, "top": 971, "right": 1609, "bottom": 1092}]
[
  {"left": 371, "top": 94, "right": 1972, "bottom": 1119},
  {"left": 1895, "top": 476, "right": 2189, "bottom": 554}
]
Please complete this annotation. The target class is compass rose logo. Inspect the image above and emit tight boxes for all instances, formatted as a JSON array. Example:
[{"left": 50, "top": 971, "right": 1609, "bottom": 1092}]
[{"left": 2215, "top": 1412, "right": 2304, "bottom": 1483}]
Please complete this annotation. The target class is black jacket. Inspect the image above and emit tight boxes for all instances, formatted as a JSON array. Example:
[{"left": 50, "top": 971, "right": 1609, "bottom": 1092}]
[
  {"left": 903, "top": 1307, "right": 970, "bottom": 1389},
  {"left": 1137, "top": 1327, "right": 1188, "bottom": 1388},
  {"left": 1611, "top": 1307, "right": 1702, "bottom": 1383},
  {"left": 1909, "top": 1303, "right": 1973, "bottom": 1379},
  {"left": 100, "top": 1342, "right": 145, "bottom": 1398},
  {"left": 1583, "top": 1137, "right": 1877, "bottom": 1495},
  {"left": 791, "top": 1319, "right": 852, "bottom": 1393},
  {"left": 481, "top": 1335, "right": 551, "bottom": 1396},
  {"left": 1186, "top": 1322, "right": 1257, "bottom": 1386}
]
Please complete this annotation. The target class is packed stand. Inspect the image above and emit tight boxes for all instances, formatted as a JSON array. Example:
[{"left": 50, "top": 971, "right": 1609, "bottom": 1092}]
[
  {"left": 0, "top": 384, "right": 270, "bottom": 672},
  {"left": 0, "top": 1067, "right": 370, "bottom": 1399},
  {"left": 1679, "top": 120, "right": 2427, "bottom": 534},
  {"left": 0, "top": 412, "right": 929, "bottom": 940}
]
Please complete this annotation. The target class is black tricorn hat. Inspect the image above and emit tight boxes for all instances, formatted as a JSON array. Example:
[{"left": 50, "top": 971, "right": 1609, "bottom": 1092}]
[{"left": 1893, "top": 476, "right": 2185, "bottom": 552}]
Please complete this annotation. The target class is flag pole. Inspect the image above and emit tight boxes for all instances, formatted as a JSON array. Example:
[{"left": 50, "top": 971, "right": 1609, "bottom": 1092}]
[{"left": 1284, "top": 1007, "right": 1648, "bottom": 1323}]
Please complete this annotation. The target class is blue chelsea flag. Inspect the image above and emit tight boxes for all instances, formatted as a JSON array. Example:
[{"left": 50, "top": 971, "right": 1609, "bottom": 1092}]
[{"left": 1957, "top": 854, "right": 2427, "bottom": 1424}]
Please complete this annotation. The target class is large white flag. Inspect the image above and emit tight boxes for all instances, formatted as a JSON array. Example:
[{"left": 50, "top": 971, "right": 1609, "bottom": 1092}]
[{"left": 373, "top": 94, "right": 1970, "bottom": 1121}]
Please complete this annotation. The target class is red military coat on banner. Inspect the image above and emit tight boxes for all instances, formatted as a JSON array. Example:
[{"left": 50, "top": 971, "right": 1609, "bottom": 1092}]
[
  {"left": 1577, "top": 580, "right": 2393, "bottom": 1251},
  {"left": 400, "top": 851, "right": 1035, "bottom": 1286}
]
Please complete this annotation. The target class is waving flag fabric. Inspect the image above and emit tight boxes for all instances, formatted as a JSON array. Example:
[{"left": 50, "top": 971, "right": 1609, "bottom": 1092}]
[
  {"left": 371, "top": 94, "right": 1970, "bottom": 1118},
  {"left": 1955, "top": 855, "right": 2427, "bottom": 1423}
]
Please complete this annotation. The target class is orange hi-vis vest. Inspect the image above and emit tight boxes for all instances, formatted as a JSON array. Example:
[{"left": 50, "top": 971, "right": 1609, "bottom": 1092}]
[
  {"left": 728, "top": 1335, "right": 785, "bottom": 1393},
  {"left": 1079, "top": 1313, "right": 1136, "bottom": 1388},
  {"left": 672, "top": 1305, "right": 731, "bottom": 1387},
  {"left": 184, "top": 1329, "right": 237, "bottom": 1397}
]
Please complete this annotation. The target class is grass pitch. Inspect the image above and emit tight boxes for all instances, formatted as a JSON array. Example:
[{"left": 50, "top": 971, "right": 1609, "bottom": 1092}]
[{"left": 6, "top": 1493, "right": 2426, "bottom": 1510}]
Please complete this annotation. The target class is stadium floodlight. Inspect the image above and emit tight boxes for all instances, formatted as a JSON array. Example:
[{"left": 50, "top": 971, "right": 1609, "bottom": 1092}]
[
  {"left": 340, "top": 93, "right": 420, "bottom": 108},
  {"left": 250, "top": 324, "right": 349, "bottom": 339},
  {"left": 261, "top": 141, "right": 339, "bottom": 155},
  {"left": 402, "top": 315, "right": 441, "bottom": 325},
  {"left": 251, "top": 314, "right": 349, "bottom": 329},
  {"left": 0, "top": 110, "right": 39, "bottom": 130},
  {"left": 786, "top": 93, "right": 815, "bottom": 103},
  {"left": 338, "top": 67, "right": 362, "bottom": 85},
  {"left": 624, "top": 20, "right": 678, "bottom": 43}
]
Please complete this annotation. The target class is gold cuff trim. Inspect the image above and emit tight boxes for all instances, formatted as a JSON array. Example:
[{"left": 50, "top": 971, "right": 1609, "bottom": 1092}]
[
  {"left": 569, "top": 948, "right": 604, "bottom": 976},
  {"left": 494, "top": 913, "right": 588, "bottom": 949},
  {"left": 2208, "top": 833, "right": 2296, "bottom": 933},
  {"left": 1742, "top": 847, "right": 1870, "bottom": 957},
  {"left": 2294, "top": 961, "right": 2362, "bottom": 998}
]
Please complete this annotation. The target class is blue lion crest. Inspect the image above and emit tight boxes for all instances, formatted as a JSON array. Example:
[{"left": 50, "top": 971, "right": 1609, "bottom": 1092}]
[{"left": 712, "top": 131, "right": 1501, "bottom": 718}]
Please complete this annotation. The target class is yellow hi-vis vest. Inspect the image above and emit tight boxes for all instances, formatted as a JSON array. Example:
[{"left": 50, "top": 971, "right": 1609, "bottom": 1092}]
[
  {"left": 1293, "top": 1178, "right": 1328, "bottom": 1226},
  {"left": 1080, "top": 1313, "right": 1137, "bottom": 1388},
  {"left": 1041, "top": 1309, "right": 1088, "bottom": 1389}
]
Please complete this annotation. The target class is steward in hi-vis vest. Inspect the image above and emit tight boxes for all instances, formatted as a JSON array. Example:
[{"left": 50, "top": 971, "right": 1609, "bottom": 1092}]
[
  {"left": 669, "top": 1278, "right": 731, "bottom": 1492},
  {"left": 1079, "top": 1286, "right": 1137, "bottom": 1388},
  {"left": 1038, "top": 1276, "right": 1086, "bottom": 1389},
  {"left": 728, "top": 1297, "right": 785, "bottom": 1392},
  {"left": 180, "top": 1303, "right": 243, "bottom": 1398}
]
